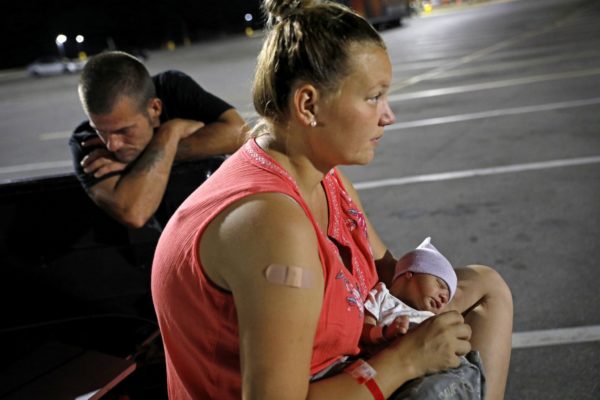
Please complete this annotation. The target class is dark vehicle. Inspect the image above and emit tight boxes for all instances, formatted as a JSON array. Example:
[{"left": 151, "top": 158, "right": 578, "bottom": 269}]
[
  {"left": 339, "top": 0, "right": 412, "bottom": 28},
  {"left": 0, "top": 157, "right": 224, "bottom": 399}
]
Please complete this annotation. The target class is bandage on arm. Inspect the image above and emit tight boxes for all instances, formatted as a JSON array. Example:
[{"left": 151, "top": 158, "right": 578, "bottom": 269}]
[{"left": 264, "top": 264, "right": 315, "bottom": 289}]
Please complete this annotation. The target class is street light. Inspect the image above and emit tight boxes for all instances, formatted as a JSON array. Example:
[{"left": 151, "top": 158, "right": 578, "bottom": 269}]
[
  {"left": 75, "top": 35, "right": 87, "bottom": 60},
  {"left": 244, "top": 13, "right": 254, "bottom": 38},
  {"left": 55, "top": 34, "right": 67, "bottom": 58}
]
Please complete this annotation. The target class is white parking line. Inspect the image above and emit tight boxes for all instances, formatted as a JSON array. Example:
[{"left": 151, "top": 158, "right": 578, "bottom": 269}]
[
  {"left": 386, "top": 97, "right": 600, "bottom": 130},
  {"left": 390, "top": 44, "right": 600, "bottom": 81},
  {"left": 0, "top": 69, "right": 27, "bottom": 82},
  {"left": 391, "top": 2, "right": 593, "bottom": 91},
  {"left": 416, "top": 50, "right": 600, "bottom": 81},
  {"left": 0, "top": 160, "right": 72, "bottom": 175},
  {"left": 512, "top": 325, "right": 600, "bottom": 349},
  {"left": 388, "top": 68, "right": 600, "bottom": 101},
  {"left": 354, "top": 156, "right": 600, "bottom": 190},
  {"left": 39, "top": 131, "right": 71, "bottom": 140},
  {"left": 392, "top": 58, "right": 457, "bottom": 73}
]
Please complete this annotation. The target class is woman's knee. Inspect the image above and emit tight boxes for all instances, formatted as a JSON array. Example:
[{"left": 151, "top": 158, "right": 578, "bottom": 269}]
[{"left": 466, "top": 264, "right": 513, "bottom": 309}]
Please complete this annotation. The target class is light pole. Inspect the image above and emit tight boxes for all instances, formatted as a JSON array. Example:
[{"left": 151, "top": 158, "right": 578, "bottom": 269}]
[{"left": 55, "top": 34, "right": 67, "bottom": 58}]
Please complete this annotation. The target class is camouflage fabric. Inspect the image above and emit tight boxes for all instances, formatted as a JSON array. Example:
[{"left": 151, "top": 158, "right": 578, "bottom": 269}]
[{"left": 390, "top": 351, "right": 486, "bottom": 400}]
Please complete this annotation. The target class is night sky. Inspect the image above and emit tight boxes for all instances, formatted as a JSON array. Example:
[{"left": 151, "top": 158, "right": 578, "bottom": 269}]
[{"left": 1, "top": 0, "right": 263, "bottom": 70}]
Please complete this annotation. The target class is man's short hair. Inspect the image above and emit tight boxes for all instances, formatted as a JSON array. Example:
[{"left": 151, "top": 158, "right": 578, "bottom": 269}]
[{"left": 78, "top": 51, "right": 156, "bottom": 115}]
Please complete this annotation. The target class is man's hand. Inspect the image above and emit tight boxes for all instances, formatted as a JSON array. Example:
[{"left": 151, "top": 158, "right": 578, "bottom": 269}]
[
  {"left": 81, "top": 146, "right": 127, "bottom": 178},
  {"left": 81, "top": 135, "right": 105, "bottom": 149},
  {"left": 80, "top": 119, "right": 204, "bottom": 179}
]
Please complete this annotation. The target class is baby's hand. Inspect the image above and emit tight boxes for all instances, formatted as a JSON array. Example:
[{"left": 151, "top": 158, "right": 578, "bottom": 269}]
[{"left": 384, "top": 316, "right": 410, "bottom": 341}]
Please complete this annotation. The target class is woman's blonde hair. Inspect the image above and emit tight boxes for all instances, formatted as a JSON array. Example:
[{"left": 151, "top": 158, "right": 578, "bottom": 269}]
[{"left": 252, "top": 0, "right": 385, "bottom": 126}]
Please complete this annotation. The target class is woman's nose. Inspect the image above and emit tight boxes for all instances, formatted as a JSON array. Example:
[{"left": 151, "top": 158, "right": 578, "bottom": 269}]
[{"left": 380, "top": 100, "right": 396, "bottom": 126}]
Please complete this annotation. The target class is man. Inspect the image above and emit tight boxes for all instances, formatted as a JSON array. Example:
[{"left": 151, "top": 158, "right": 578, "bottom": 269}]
[{"left": 69, "top": 51, "right": 246, "bottom": 229}]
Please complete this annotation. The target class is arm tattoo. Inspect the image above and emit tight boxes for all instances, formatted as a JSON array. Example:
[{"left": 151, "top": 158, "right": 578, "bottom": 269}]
[{"left": 132, "top": 148, "right": 166, "bottom": 174}]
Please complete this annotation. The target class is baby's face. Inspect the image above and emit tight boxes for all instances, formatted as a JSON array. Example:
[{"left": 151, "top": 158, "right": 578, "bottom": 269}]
[{"left": 397, "top": 273, "right": 451, "bottom": 314}]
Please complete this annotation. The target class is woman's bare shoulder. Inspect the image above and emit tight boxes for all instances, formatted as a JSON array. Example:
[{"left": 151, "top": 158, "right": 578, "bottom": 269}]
[{"left": 199, "top": 192, "right": 320, "bottom": 289}]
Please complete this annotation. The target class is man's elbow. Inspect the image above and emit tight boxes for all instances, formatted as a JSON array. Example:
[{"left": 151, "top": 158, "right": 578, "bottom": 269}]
[
  {"left": 222, "top": 110, "right": 249, "bottom": 150},
  {"left": 119, "top": 213, "right": 150, "bottom": 229},
  {"left": 237, "top": 121, "right": 250, "bottom": 145},
  {"left": 88, "top": 185, "right": 156, "bottom": 229},
  {"left": 115, "top": 207, "right": 153, "bottom": 229},
  {"left": 101, "top": 202, "right": 152, "bottom": 229}
]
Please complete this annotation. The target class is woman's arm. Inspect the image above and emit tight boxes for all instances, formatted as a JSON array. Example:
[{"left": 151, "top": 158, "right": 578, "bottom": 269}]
[
  {"left": 200, "top": 192, "right": 472, "bottom": 400},
  {"left": 335, "top": 170, "right": 513, "bottom": 400},
  {"left": 200, "top": 193, "right": 325, "bottom": 398}
]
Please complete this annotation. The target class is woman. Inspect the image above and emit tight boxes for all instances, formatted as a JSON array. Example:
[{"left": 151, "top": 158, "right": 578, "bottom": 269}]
[{"left": 151, "top": 1, "right": 513, "bottom": 399}]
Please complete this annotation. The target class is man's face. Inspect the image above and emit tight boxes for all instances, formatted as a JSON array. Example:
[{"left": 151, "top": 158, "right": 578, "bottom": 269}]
[{"left": 88, "top": 96, "right": 160, "bottom": 164}]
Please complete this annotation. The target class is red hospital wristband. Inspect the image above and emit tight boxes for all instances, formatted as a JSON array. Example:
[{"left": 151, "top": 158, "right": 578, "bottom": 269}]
[{"left": 344, "top": 359, "right": 385, "bottom": 400}]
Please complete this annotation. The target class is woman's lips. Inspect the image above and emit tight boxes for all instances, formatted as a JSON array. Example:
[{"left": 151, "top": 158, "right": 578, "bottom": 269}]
[{"left": 371, "top": 134, "right": 383, "bottom": 143}]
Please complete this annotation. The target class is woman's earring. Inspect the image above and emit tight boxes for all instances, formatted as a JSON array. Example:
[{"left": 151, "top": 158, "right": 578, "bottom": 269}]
[{"left": 310, "top": 120, "right": 317, "bottom": 128}]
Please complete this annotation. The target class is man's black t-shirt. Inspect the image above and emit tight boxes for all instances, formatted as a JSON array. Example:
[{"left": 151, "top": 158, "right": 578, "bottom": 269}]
[{"left": 68, "top": 70, "right": 233, "bottom": 191}]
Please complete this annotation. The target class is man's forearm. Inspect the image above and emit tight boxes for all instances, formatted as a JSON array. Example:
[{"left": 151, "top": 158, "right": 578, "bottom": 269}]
[
  {"left": 90, "top": 131, "right": 179, "bottom": 228},
  {"left": 176, "top": 111, "right": 246, "bottom": 160}
]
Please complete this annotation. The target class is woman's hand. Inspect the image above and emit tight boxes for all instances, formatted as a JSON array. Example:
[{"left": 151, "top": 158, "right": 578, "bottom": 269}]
[{"left": 388, "top": 311, "right": 471, "bottom": 377}]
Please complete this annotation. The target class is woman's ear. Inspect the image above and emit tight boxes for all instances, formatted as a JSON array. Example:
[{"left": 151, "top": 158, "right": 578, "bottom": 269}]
[{"left": 292, "top": 84, "right": 319, "bottom": 128}]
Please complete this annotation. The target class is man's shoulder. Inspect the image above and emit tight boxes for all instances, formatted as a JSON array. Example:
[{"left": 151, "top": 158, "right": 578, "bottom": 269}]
[
  {"left": 153, "top": 70, "right": 198, "bottom": 107},
  {"left": 69, "top": 121, "right": 98, "bottom": 154},
  {"left": 154, "top": 69, "right": 188, "bottom": 77},
  {"left": 153, "top": 70, "right": 193, "bottom": 87}
]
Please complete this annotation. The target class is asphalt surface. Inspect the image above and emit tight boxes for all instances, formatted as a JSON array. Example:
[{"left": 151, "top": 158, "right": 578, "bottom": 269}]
[{"left": 1, "top": 0, "right": 599, "bottom": 398}]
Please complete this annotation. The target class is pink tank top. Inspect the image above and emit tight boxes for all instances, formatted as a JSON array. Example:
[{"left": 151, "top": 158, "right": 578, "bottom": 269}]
[{"left": 152, "top": 139, "right": 378, "bottom": 399}]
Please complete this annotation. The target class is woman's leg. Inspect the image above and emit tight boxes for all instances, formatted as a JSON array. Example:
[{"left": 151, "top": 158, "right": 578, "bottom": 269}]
[{"left": 449, "top": 265, "right": 513, "bottom": 400}]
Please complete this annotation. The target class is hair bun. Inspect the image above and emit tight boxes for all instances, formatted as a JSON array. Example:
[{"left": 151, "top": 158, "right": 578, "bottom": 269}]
[{"left": 263, "top": 0, "right": 318, "bottom": 24}]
